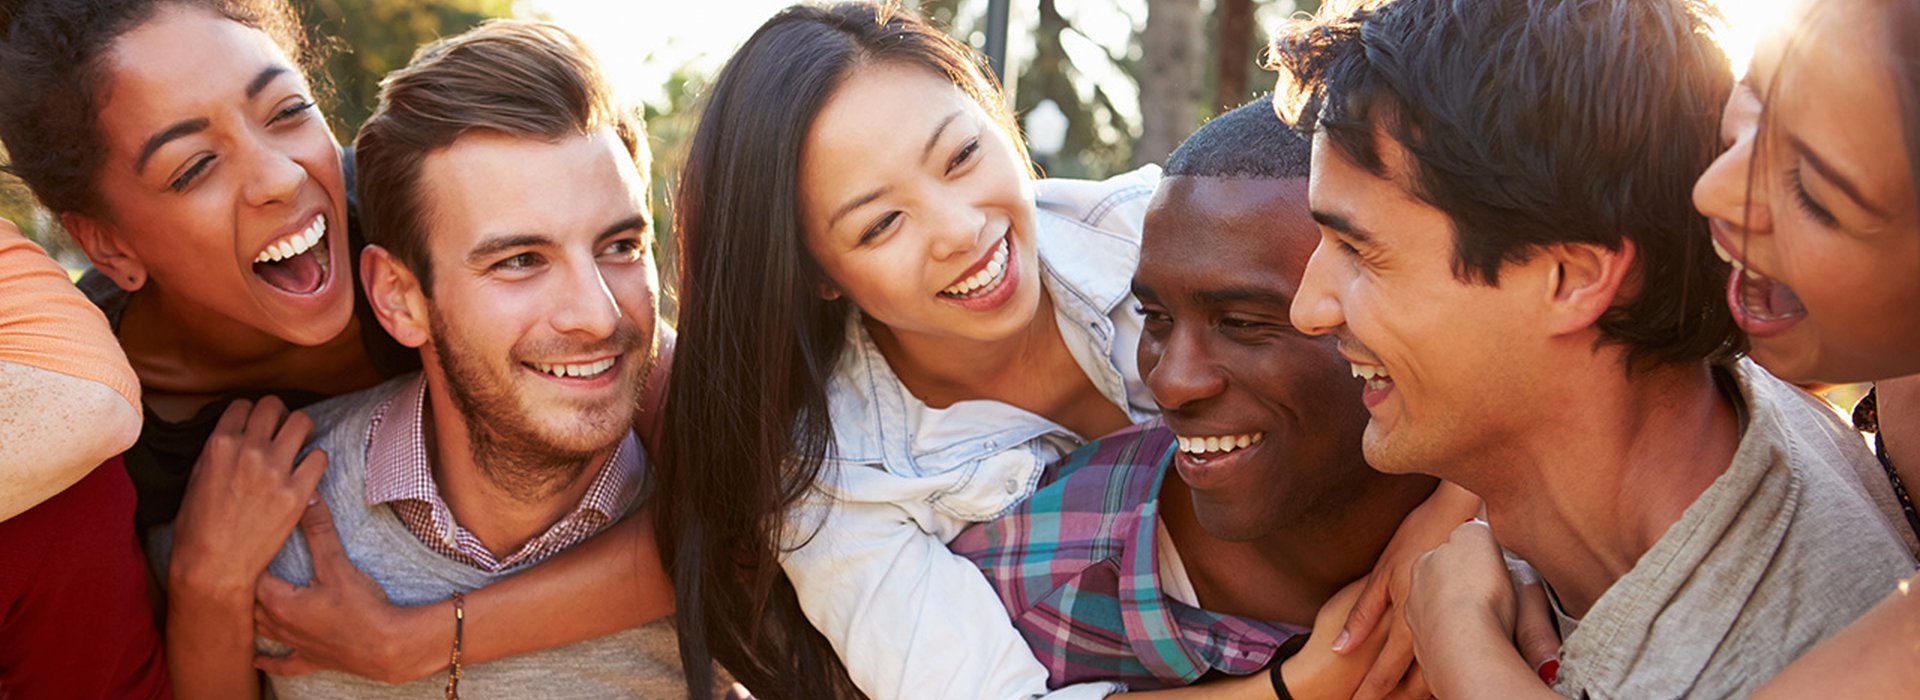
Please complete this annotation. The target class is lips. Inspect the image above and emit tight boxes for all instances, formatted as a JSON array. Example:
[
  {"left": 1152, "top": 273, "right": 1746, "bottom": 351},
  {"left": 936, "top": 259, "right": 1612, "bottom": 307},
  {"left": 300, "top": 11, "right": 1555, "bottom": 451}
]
[
  {"left": 252, "top": 213, "right": 330, "bottom": 295},
  {"left": 1171, "top": 429, "right": 1267, "bottom": 490},
  {"left": 940, "top": 235, "right": 1012, "bottom": 299}
]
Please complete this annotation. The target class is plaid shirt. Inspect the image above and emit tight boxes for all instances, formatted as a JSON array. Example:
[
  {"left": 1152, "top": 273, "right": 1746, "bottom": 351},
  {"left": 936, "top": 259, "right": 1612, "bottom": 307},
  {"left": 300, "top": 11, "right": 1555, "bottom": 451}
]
[
  {"left": 950, "top": 421, "right": 1304, "bottom": 690},
  {"left": 362, "top": 375, "right": 644, "bottom": 573}
]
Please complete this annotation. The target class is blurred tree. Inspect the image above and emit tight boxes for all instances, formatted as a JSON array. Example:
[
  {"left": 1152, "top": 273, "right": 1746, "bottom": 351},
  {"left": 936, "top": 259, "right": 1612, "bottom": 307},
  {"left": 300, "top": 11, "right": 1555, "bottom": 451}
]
[
  {"left": 1134, "top": 0, "right": 1203, "bottom": 166},
  {"left": 299, "top": 0, "right": 515, "bottom": 135}
]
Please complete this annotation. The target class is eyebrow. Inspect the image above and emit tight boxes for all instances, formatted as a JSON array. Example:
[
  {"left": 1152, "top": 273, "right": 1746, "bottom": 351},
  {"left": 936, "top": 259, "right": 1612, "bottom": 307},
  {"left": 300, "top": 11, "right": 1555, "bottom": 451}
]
[
  {"left": 825, "top": 110, "right": 965, "bottom": 230},
  {"left": 598, "top": 215, "right": 649, "bottom": 242},
  {"left": 1311, "top": 210, "right": 1375, "bottom": 245},
  {"left": 246, "top": 66, "right": 290, "bottom": 99},
  {"left": 1788, "top": 134, "right": 1889, "bottom": 219},
  {"left": 466, "top": 216, "right": 650, "bottom": 266},
  {"left": 134, "top": 66, "right": 293, "bottom": 175},
  {"left": 135, "top": 118, "right": 210, "bottom": 175},
  {"left": 1197, "top": 287, "right": 1293, "bottom": 307}
]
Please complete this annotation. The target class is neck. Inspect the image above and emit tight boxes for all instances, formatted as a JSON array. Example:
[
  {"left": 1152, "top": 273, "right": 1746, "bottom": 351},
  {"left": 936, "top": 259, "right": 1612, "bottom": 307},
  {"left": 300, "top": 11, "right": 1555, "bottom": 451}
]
[
  {"left": 867, "top": 290, "right": 1064, "bottom": 405},
  {"left": 1159, "top": 463, "right": 1437, "bottom": 626},
  {"left": 1471, "top": 359, "right": 1739, "bottom": 617},
  {"left": 422, "top": 378, "right": 607, "bottom": 559},
  {"left": 118, "top": 286, "right": 381, "bottom": 417}
]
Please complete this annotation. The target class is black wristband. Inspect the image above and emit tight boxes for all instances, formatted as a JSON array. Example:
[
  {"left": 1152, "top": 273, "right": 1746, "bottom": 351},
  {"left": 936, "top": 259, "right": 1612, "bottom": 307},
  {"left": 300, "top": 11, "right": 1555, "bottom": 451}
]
[{"left": 1267, "top": 633, "right": 1311, "bottom": 700}]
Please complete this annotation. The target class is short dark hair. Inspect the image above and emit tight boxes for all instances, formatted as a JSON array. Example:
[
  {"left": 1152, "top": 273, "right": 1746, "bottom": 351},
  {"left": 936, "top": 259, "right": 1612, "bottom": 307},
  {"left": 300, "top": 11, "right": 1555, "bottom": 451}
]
[
  {"left": 1270, "top": 0, "right": 1741, "bottom": 369},
  {"left": 1166, "top": 96, "right": 1311, "bottom": 179},
  {"left": 352, "top": 19, "right": 645, "bottom": 292},
  {"left": 0, "top": 0, "right": 314, "bottom": 217}
]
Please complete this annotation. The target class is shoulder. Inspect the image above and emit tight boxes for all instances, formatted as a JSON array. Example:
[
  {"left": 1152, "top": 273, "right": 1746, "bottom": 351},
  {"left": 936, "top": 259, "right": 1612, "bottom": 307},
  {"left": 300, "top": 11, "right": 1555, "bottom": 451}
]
[{"left": 1033, "top": 165, "right": 1161, "bottom": 245}]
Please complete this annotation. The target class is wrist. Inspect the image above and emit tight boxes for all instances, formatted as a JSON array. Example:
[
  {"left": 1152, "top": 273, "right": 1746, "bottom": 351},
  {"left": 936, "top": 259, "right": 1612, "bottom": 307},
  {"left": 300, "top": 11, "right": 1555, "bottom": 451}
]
[
  {"left": 168, "top": 558, "right": 253, "bottom": 605},
  {"left": 394, "top": 602, "right": 452, "bottom": 682}
]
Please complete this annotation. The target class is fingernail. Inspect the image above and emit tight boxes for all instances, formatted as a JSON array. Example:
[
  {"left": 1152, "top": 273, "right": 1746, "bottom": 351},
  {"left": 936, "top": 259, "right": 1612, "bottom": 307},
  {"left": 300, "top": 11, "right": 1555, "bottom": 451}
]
[
  {"left": 1331, "top": 630, "right": 1350, "bottom": 652},
  {"left": 1535, "top": 658, "right": 1559, "bottom": 684}
]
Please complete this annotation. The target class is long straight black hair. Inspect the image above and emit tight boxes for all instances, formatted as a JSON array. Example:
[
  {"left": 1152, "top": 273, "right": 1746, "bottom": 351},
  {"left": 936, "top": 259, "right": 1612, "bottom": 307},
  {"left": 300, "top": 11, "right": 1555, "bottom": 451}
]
[{"left": 657, "top": 3, "right": 1024, "bottom": 698}]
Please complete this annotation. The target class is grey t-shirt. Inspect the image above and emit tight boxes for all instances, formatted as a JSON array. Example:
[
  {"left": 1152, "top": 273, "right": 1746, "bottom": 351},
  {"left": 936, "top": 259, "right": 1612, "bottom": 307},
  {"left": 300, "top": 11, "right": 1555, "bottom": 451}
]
[
  {"left": 257, "top": 377, "right": 691, "bottom": 699},
  {"left": 1552, "top": 360, "right": 1917, "bottom": 699}
]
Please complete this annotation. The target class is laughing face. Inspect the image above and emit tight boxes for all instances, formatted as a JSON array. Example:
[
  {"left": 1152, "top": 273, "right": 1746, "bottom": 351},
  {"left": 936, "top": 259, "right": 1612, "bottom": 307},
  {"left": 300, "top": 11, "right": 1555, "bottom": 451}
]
[
  {"left": 798, "top": 62, "right": 1042, "bottom": 347},
  {"left": 1291, "top": 130, "right": 1548, "bottom": 478},
  {"left": 85, "top": 5, "right": 352, "bottom": 346},
  {"left": 406, "top": 128, "right": 657, "bottom": 476},
  {"left": 1692, "top": 3, "right": 1920, "bottom": 383},
  {"left": 1134, "top": 176, "right": 1376, "bottom": 540}
]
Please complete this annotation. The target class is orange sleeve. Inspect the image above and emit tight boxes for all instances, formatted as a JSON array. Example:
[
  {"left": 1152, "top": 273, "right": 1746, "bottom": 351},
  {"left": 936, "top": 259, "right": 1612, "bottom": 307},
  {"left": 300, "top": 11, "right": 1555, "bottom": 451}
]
[{"left": 0, "top": 220, "right": 141, "bottom": 409}]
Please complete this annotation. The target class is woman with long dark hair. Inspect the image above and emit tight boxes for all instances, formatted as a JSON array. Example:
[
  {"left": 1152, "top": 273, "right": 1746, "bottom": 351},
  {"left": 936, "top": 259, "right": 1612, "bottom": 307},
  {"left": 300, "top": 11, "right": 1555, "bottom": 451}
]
[{"left": 659, "top": 4, "right": 1168, "bottom": 698}]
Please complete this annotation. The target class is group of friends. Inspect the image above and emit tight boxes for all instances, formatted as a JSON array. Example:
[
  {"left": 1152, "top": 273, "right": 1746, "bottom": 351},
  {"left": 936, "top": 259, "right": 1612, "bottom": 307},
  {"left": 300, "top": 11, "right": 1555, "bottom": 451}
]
[{"left": 0, "top": 0, "right": 1916, "bottom": 698}]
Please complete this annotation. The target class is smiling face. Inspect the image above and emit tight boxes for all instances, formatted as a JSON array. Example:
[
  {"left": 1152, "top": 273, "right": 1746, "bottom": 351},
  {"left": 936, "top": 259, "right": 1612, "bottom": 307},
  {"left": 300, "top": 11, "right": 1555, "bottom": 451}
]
[
  {"left": 85, "top": 5, "right": 352, "bottom": 346},
  {"left": 408, "top": 127, "right": 657, "bottom": 468},
  {"left": 1692, "top": 2, "right": 1920, "bottom": 383},
  {"left": 1135, "top": 176, "right": 1378, "bottom": 539},
  {"left": 798, "top": 62, "right": 1041, "bottom": 346},
  {"left": 1290, "top": 130, "right": 1549, "bottom": 478}
]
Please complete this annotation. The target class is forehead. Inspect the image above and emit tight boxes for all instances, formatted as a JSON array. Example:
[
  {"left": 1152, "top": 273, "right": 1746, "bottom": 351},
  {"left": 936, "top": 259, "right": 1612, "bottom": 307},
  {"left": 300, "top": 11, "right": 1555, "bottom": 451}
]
[
  {"left": 418, "top": 127, "right": 649, "bottom": 253},
  {"left": 1763, "top": 6, "right": 1915, "bottom": 215},
  {"left": 1139, "top": 176, "right": 1317, "bottom": 290},
  {"left": 800, "top": 65, "right": 978, "bottom": 192},
  {"left": 97, "top": 8, "right": 295, "bottom": 147}
]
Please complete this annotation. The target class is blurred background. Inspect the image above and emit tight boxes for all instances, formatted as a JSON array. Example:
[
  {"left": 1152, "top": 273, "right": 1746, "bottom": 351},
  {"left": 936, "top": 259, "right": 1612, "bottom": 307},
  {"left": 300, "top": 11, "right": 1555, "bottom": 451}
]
[{"left": 1, "top": 0, "right": 1321, "bottom": 268}]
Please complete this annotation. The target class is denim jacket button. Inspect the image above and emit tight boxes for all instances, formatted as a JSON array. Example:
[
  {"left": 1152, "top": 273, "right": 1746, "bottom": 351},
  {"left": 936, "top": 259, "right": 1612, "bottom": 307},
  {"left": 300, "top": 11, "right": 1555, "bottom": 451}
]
[{"left": 1004, "top": 477, "right": 1020, "bottom": 494}]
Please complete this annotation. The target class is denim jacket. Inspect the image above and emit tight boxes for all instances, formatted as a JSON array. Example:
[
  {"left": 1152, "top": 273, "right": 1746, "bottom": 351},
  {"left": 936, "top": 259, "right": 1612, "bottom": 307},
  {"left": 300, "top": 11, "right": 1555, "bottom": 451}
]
[{"left": 781, "top": 166, "right": 1162, "bottom": 700}]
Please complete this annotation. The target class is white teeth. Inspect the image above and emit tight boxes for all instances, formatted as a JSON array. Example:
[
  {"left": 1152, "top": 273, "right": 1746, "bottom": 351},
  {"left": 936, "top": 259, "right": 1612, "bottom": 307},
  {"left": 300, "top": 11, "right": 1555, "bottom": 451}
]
[
  {"left": 253, "top": 215, "right": 327, "bottom": 264},
  {"left": 1710, "top": 238, "right": 1734, "bottom": 265},
  {"left": 940, "top": 236, "right": 1012, "bottom": 297},
  {"left": 1350, "top": 363, "right": 1390, "bottom": 380},
  {"left": 530, "top": 357, "right": 616, "bottom": 379},
  {"left": 1177, "top": 432, "right": 1266, "bottom": 456}
]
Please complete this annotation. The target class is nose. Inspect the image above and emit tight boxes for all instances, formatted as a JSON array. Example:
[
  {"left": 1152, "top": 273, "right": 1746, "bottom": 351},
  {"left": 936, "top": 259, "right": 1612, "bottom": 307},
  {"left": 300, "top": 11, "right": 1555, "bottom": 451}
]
[
  {"left": 1144, "top": 323, "right": 1226, "bottom": 411},
  {"left": 1692, "top": 126, "right": 1771, "bottom": 243},
  {"left": 926, "top": 199, "right": 987, "bottom": 261},
  {"left": 550, "top": 260, "right": 622, "bottom": 340},
  {"left": 1290, "top": 234, "right": 1347, "bottom": 337},
  {"left": 239, "top": 141, "right": 307, "bottom": 209}
]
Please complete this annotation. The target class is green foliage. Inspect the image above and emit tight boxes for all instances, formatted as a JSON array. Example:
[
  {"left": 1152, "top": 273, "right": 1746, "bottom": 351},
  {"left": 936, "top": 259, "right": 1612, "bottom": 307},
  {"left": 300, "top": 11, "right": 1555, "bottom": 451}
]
[{"left": 299, "top": 0, "right": 516, "bottom": 135}]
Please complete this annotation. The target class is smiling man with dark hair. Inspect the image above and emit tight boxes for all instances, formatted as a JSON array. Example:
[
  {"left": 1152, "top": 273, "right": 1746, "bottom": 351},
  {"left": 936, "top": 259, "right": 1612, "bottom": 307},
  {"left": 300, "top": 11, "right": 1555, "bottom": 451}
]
[
  {"left": 1270, "top": 0, "right": 1919, "bottom": 697},
  {"left": 952, "top": 97, "right": 1438, "bottom": 697}
]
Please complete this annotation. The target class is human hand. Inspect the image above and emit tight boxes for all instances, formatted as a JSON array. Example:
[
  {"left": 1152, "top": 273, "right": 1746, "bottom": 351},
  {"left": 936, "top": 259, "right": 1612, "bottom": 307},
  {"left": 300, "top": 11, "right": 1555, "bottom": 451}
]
[
  {"left": 254, "top": 498, "right": 440, "bottom": 683},
  {"left": 169, "top": 397, "right": 328, "bottom": 600},
  {"left": 1335, "top": 482, "right": 1482, "bottom": 656},
  {"left": 1265, "top": 579, "right": 1428, "bottom": 700},
  {"left": 1406, "top": 521, "right": 1547, "bottom": 698}
]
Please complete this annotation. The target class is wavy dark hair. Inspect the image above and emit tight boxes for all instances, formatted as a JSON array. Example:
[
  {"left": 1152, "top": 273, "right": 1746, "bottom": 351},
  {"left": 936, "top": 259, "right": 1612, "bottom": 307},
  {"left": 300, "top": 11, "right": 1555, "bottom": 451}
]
[
  {"left": 0, "top": 0, "right": 315, "bottom": 218},
  {"left": 1270, "top": 0, "right": 1741, "bottom": 371},
  {"left": 658, "top": 3, "right": 1019, "bottom": 698}
]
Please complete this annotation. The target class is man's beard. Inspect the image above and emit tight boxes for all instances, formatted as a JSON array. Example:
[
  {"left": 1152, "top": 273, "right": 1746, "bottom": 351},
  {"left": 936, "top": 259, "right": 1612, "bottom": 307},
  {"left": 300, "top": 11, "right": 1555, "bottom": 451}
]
[{"left": 428, "top": 310, "right": 648, "bottom": 502}]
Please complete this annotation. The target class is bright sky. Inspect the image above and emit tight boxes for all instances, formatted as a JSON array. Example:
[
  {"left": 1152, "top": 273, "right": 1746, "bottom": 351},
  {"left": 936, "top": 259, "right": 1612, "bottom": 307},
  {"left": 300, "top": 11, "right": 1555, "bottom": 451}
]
[{"left": 525, "top": 0, "right": 797, "bottom": 108}]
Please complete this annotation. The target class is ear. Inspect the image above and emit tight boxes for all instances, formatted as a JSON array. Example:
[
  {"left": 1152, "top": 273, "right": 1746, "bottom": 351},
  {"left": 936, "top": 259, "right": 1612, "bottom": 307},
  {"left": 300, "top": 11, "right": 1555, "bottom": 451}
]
[
  {"left": 1540, "top": 239, "right": 1635, "bottom": 336},
  {"left": 817, "top": 280, "right": 843, "bottom": 301},
  {"left": 361, "top": 245, "right": 431, "bottom": 349},
  {"left": 62, "top": 211, "right": 147, "bottom": 292}
]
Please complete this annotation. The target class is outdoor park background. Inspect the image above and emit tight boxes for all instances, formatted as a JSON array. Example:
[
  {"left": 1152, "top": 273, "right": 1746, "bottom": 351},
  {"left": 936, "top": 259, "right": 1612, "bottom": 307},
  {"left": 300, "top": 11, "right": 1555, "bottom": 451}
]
[{"left": 2, "top": 0, "right": 1326, "bottom": 273}]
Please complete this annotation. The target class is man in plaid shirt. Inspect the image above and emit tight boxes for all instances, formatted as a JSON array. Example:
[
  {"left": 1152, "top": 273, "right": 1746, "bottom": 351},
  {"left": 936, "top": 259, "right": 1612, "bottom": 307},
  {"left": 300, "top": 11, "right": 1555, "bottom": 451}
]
[{"left": 951, "top": 99, "right": 1440, "bottom": 694}]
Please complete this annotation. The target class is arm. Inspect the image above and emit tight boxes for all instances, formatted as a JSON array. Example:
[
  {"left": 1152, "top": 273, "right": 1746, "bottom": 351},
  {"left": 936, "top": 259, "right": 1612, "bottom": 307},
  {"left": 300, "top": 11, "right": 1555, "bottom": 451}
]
[
  {"left": 0, "top": 221, "right": 142, "bottom": 520},
  {"left": 781, "top": 496, "right": 1120, "bottom": 700},
  {"left": 253, "top": 500, "right": 673, "bottom": 682},
  {"left": 166, "top": 398, "right": 327, "bottom": 700}
]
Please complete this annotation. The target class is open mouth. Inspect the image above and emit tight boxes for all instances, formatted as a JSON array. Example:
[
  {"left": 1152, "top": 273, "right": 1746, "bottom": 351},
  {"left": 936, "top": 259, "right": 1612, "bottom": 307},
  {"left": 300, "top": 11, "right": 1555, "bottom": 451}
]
[
  {"left": 1351, "top": 361, "right": 1395, "bottom": 408},
  {"left": 1711, "top": 233, "right": 1807, "bottom": 333},
  {"left": 1175, "top": 431, "right": 1265, "bottom": 464},
  {"left": 938, "top": 235, "right": 1012, "bottom": 300},
  {"left": 251, "top": 214, "right": 330, "bottom": 295}
]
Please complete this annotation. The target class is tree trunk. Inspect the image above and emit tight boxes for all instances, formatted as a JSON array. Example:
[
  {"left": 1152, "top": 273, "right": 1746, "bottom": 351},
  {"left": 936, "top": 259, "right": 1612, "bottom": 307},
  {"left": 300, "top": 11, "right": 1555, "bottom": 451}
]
[
  {"left": 1135, "top": 0, "right": 1204, "bottom": 167},
  {"left": 1215, "top": 0, "right": 1256, "bottom": 113}
]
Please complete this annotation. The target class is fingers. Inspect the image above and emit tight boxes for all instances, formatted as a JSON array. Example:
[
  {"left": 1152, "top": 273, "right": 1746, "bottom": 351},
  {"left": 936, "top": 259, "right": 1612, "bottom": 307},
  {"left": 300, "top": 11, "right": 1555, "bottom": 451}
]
[
  {"left": 290, "top": 449, "right": 330, "bottom": 505},
  {"left": 296, "top": 498, "right": 350, "bottom": 570},
  {"left": 1350, "top": 618, "right": 1416, "bottom": 700},
  {"left": 1337, "top": 570, "right": 1389, "bottom": 653},
  {"left": 269, "top": 409, "right": 317, "bottom": 469},
  {"left": 243, "top": 395, "right": 291, "bottom": 442},
  {"left": 1382, "top": 662, "right": 1430, "bottom": 700},
  {"left": 1512, "top": 581, "right": 1562, "bottom": 674}
]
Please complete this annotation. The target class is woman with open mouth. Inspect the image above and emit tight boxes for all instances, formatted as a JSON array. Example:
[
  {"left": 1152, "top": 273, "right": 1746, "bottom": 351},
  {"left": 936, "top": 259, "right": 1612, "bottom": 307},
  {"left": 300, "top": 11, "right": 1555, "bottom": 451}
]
[{"left": 1690, "top": 0, "right": 1920, "bottom": 696}]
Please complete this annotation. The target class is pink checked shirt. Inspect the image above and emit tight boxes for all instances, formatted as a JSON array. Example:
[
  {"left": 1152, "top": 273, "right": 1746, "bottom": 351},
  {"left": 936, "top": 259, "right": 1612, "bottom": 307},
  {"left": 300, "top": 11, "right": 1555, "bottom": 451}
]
[{"left": 362, "top": 376, "right": 645, "bottom": 572}]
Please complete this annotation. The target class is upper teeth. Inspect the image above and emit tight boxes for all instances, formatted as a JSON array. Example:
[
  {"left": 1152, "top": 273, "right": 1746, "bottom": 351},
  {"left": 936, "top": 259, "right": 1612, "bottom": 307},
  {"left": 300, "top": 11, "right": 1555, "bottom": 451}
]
[
  {"left": 254, "top": 215, "right": 325, "bottom": 264},
  {"left": 941, "top": 237, "right": 1011, "bottom": 296},
  {"left": 530, "top": 358, "right": 616, "bottom": 379},
  {"left": 1711, "top": 237, "right": 1736, "bottom": 265},
  {"left": 1351, "top": 363, "right": 1390, "bottom": 381},
  {"left": 1177, "top": 432, "right": 1264, "bottom": 455}
]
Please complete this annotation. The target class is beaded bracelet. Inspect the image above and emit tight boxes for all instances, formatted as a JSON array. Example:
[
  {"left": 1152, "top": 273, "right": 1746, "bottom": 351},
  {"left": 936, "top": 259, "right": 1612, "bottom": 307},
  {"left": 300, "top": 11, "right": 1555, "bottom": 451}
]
[{"left": 445, "top": 591, "right": 466, "bottom": 700}]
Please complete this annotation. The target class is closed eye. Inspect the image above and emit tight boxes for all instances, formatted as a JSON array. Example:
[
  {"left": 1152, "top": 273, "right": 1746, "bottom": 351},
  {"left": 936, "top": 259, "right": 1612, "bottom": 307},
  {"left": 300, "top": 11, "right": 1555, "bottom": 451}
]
[
  {"left": 946, "top": 138, "right": 979, "bottom": 175},
  {"left": 170, "top": 155, "right": 215, "bottom": 192},
  {"left": 859, "top": 212, "right": 901, "bottom": 246}
]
